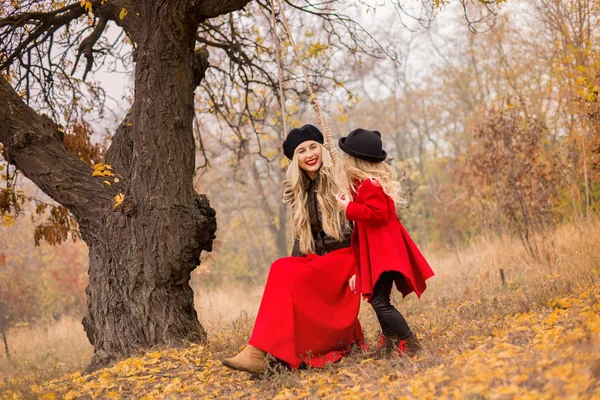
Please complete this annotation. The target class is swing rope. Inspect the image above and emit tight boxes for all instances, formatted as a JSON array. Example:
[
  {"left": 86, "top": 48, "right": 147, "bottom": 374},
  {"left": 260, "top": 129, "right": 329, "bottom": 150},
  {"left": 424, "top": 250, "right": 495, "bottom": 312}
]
[
  {"left": 270, "top": 0, "right": 288, "bottom": 136},
  {"left": 270, "top": 0, "right": 339, "bottom": 165}
]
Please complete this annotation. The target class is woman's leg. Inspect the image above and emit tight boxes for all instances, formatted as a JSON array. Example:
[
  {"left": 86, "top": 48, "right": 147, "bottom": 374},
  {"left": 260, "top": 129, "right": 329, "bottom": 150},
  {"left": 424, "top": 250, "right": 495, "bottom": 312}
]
[{"left": 223, "top": 258, "right": 293, "bottom": 374}]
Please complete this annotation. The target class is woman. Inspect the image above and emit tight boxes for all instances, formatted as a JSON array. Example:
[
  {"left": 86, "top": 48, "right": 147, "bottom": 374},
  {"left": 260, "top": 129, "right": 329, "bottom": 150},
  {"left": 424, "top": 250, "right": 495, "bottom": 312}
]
[{"left": 222, "top": 124, "right": 363, "bottom": 374}]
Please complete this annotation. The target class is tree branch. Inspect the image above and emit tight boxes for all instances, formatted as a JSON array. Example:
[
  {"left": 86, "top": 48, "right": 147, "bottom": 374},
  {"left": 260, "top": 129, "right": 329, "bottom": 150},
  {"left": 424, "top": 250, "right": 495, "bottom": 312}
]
[
  {"left": 192, "top": 45, "right": 210, "bottom": 87},
  {"left": 93, "top": 0, "right": 143, "bottom": 43},
  {"left": 0, "top": 4, "right": 87, "bottom": 71},
  {"left": 0, "top": 76, "right": 116, "bottom": 236},
  {"left": 72, "top": 16, "right": 108, "bottom": 81},
  {"left": 193, "top": 0, "right": 253, "bottom": 19}
]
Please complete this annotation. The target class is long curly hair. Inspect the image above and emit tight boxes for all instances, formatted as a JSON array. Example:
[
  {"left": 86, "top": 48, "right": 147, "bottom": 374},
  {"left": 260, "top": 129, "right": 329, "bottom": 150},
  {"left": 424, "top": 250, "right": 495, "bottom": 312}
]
[
  {"left": 282, "top": 143, "right": 348, "bottom": 254},
  {"left": 338, "top": 152, "right": 406, "bottom": 205}
]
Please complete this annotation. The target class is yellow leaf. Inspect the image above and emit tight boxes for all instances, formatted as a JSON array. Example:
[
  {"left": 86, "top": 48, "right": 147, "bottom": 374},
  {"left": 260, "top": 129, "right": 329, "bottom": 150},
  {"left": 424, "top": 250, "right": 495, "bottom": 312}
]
[
  {"left": 103, "top": 180, "right": 112, "bottom": 186},
  {"left": 114, "top": 193, "right": 125, "bottom": 208},
  {"left": 339, "top": 368, "right": 358, "bottom": 379},
  {"left": 1, "top": 214, "right": 15, "bottom": 227},
  {"left": 80, "top": 1, "right": 92, "bottom": 13},
  {"left": 119, "top": 8, "right": 128, "bottom": 20}
]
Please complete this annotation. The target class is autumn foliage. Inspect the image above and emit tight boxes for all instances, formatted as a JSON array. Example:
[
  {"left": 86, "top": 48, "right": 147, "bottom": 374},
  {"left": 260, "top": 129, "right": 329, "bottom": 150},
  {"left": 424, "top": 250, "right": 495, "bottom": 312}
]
[
  {"left": 0, "top": 219, "right": 87, "bottom": 334},
  {"left": 463, "top": 99, "right": 564, "bottom": 257}
]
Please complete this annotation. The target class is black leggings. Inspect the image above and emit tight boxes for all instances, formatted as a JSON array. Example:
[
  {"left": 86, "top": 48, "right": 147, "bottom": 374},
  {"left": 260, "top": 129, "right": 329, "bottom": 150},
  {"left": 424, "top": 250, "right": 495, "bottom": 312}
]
[{"left": 371, "top": 271, "right": 412, "bottom": 340}]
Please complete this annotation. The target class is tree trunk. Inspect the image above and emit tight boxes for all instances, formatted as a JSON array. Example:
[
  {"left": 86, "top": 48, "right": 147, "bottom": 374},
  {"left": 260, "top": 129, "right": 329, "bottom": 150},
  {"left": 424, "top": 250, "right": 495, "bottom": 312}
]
[
  {"left": 0, "top": 323, "right": 9, "bottom": 360},
  {"left": 1, "top": 0, "right": 255, "bottom": 375},
  {"left": 82, "top": 195, "right": 215, "bottom": 373},
  {"left": 81, "top": 4, "right": 216, "bottom": 374},
  {"left": 276, "top": 199, "right": 289, "bottom": 257},
  {"left": 0, "top": 298, "right": 8, "bottom": 359},
  {"left": 250, "top": 162, "right": 289, "bottom": 258}
]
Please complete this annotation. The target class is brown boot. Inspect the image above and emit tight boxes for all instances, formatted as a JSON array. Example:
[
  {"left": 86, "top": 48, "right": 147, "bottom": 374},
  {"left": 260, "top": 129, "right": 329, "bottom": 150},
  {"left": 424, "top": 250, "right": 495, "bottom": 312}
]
[
  {"left": 222, "top": 345, "right": 267, "bottom": 374},
  {"left": 401, "top": 333, "right": 423, "bottom": 357}
]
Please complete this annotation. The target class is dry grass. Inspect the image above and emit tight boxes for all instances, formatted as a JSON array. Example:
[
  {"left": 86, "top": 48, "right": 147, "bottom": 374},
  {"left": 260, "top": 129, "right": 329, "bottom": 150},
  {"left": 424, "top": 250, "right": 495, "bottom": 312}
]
[
  {"left": 194, "top": 285, "right": 263, "bottom": 334},
  {"left": 1, "top": 221, "right": 600, "bottom": 399},
  {"left": 0, "top": 317, "right": 92, "bottom": 397}
]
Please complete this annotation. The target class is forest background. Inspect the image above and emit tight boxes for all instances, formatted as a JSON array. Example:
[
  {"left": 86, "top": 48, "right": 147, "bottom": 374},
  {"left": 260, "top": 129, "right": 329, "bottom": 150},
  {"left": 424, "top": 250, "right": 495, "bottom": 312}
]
[{"left": 1, "top": 0, "right": 599, "bottom": 397}]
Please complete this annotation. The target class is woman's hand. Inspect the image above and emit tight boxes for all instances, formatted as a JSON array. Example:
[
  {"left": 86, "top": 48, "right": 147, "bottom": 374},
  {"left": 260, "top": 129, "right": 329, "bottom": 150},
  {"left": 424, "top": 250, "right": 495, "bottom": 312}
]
[
  {"left": 336, "top": 192, "right": 350, "bottom": 211},
  {"left": 348, "top": 274, "right": 356, "bottom": 293}
]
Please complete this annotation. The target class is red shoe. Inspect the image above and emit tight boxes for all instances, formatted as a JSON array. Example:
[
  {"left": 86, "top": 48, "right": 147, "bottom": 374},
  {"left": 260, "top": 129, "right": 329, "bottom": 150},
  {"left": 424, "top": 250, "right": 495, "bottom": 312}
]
[
  {"left": 369, "top": 333, "right": 399, "bottom": 358},
  {"left": 370, "top": 333, "right": 423, "bottom": 358},
  {"left": 377, "top": 332, "right": 387, "bottom": 349},
  {"left": 398, "top": 333, "right": 423, "bottom": 357}
]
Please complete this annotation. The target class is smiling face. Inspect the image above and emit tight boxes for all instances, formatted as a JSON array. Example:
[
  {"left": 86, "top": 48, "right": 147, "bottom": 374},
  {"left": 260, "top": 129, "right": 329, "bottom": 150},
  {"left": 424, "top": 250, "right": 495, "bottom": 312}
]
[{"left": 295, "top": 140, "right": 323, "bottom": 178}]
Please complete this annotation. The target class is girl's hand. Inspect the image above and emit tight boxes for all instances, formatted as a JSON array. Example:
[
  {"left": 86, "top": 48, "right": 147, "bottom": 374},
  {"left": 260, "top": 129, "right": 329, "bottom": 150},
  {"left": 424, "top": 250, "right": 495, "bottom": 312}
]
[
  {"left": 348, "top": 274, "right": 356, "bottom": 293},
  {"left": 336, "top": 192, "right": 350, "bottom": 211}
]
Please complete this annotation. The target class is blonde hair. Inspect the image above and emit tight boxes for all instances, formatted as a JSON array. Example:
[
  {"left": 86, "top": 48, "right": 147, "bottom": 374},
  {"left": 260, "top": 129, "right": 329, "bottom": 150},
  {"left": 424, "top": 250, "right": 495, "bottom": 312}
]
[
  {"left": 338, "top": 152, "right": 406, "bottom": 205},
  {"left": 283, "top": 143, "right": 348, "bottom": 254}
]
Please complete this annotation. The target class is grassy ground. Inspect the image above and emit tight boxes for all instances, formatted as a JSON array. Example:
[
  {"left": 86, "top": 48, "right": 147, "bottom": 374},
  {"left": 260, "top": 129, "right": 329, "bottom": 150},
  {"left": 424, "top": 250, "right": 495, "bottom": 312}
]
[{"left": 1, "top": 221, "right": 599, "bottom": 399}]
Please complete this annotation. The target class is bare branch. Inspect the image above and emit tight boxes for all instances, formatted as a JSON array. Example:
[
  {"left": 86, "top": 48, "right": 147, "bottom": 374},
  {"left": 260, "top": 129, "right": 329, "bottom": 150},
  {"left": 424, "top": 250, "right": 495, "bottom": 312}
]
[
  {"left": 72, "top": 16, "right": 108, "bottom": 81},
  {"left": 0, "top": 4, "right": 86, "bottom": 71}
]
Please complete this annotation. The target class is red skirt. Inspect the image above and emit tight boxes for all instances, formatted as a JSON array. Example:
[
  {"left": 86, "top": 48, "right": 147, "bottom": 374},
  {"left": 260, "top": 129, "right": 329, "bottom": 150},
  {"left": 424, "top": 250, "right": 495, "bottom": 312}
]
[{"left": 249, "top": 247, "right": 364, "bottom": 369}]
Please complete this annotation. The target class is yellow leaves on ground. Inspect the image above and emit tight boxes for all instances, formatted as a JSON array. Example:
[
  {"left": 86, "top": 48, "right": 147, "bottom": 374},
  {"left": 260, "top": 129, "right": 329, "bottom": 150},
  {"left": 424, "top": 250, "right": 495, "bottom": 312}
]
[
  {"left": 113, "top": 193, "right": 124, "bottom": 208},
  {"left": 92, "top": 163, "right": 114, "bottom": 178},
  {"left": 119, "top": 8, "right": 128, "bottom": 20},
  {"left": 26, "top": 283, "right": 600, "bottom": 399},
  {"left": 548, "top": 297, "right": 572, "bottom": 309},
  {"left": 30, "top": 345, "right": 264, "bottom": 400}
]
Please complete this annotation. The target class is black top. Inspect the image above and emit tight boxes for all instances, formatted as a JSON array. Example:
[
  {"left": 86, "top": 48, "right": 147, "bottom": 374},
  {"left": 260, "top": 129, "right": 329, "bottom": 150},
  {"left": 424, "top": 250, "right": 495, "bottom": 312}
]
[{"left": 291, "top": 177, "right": 351, "bottom": 257}]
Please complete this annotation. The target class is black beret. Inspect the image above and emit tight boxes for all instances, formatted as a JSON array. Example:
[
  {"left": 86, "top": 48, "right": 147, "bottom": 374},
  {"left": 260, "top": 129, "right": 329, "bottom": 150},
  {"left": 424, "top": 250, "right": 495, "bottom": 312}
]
[{"left": 282, "top": 124, "right": 324, "bottom": 160}]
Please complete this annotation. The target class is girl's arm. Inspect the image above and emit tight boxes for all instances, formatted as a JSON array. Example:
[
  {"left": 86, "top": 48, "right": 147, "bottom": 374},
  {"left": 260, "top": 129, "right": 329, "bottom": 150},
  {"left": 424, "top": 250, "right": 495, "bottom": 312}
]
[{"left": 344, "top": 179, "right": 389, "bottom": 225}]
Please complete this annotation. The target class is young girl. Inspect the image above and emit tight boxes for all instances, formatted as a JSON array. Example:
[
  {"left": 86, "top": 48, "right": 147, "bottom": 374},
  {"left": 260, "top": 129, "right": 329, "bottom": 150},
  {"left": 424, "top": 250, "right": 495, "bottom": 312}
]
[{"left": 335, "top": 128, "right": 434, "bottom": 357}]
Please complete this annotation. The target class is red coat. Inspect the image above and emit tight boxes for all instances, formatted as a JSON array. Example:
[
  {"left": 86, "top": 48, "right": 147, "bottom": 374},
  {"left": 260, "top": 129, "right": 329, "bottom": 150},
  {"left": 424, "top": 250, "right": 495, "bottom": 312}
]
[{"left": 345, "top": 178, "right": 434, "bottom": 301}]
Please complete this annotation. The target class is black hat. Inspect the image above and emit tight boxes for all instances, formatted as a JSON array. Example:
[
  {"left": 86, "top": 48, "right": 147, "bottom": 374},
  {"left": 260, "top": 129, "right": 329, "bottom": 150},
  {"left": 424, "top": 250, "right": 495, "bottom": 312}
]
[
  {"left": 282, "top": 124, "right": 324, "bottom": 160},
  {"left": 339, "top": 128, "right": 387, "bottom": 162}
]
